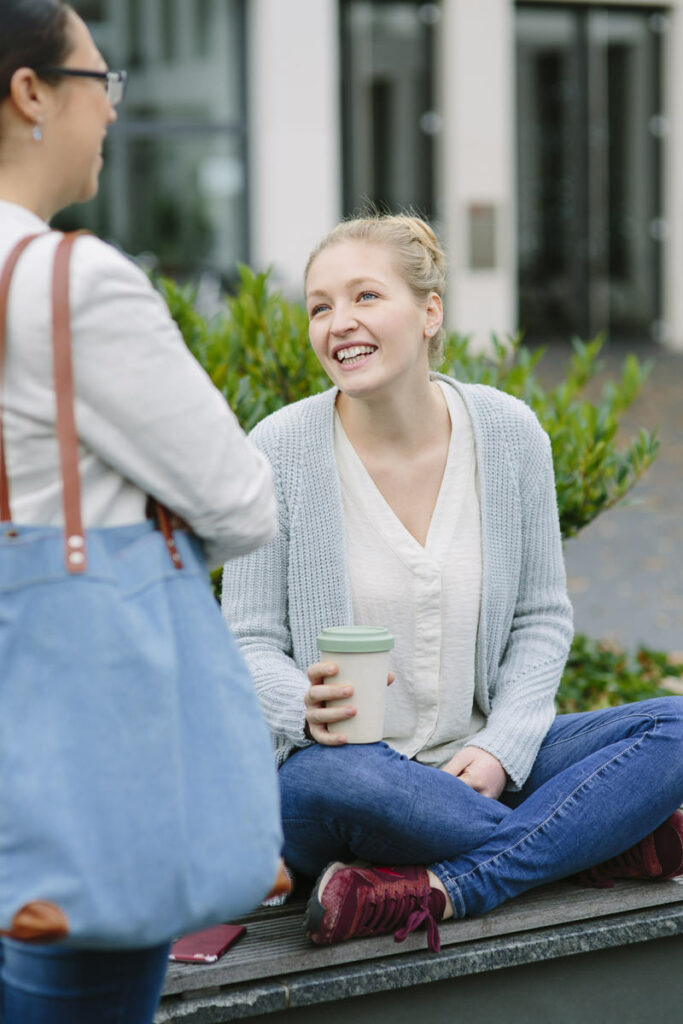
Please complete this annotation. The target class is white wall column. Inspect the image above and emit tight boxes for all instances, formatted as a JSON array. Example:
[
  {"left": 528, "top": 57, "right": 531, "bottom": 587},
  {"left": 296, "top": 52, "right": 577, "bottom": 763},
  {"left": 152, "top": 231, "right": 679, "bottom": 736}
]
[
  {"left": 438, "top": 0, "right": 516, "bottom": 349},
  {"left": 662, "top": 1, "right": 683, "bottom": 351},
  {"left": 247, "top": 0, "right": 341, "bottom": 297}
]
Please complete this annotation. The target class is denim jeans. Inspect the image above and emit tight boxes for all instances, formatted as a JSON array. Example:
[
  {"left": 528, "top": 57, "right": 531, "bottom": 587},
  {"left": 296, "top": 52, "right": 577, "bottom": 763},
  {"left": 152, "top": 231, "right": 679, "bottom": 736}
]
[
  {"left": 279, "top": 697, "right": 683, "bottom": 918},
  {"left": 0, "top": 940, "right": 170, "bottom": 1024}
]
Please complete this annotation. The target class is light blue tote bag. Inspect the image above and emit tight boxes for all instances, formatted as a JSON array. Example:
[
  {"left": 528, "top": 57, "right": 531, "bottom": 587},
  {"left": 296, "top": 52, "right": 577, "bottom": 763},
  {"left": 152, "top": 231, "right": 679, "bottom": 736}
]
[{"left": 0, "top": 233, "right": 282, "bottom": 949}]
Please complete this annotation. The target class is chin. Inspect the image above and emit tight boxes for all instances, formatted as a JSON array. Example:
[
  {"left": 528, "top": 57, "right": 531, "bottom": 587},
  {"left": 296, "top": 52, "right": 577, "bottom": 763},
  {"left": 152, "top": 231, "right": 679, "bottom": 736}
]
[{"left": 77, "top": 177, "right": 100, "bottom": 205}]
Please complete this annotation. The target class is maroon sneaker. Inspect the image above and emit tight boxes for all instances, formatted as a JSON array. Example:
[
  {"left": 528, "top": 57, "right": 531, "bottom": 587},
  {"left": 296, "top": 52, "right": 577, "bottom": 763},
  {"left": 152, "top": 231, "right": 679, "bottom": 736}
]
[
  {"left": 304, "top": 862, "right": 446, "bottom": 953},
  {"left": 576, "top": 811, "right": 683, "bottom": 889}
]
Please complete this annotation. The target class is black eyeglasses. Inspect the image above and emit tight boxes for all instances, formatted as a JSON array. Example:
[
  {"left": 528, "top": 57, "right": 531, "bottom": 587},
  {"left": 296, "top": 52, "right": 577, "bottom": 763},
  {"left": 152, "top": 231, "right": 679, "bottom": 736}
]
[{"left": 36, "top": 68, "right": 128, "bottom": 107}]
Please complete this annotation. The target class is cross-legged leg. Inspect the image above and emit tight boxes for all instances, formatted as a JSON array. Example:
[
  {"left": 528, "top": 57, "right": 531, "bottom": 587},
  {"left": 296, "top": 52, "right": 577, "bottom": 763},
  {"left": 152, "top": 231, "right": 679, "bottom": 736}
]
[
  {"left": 431, "top": 697, "right": 683, "bottom": 918},
  {"left": 279, "top": 740, "right": 511, "bottom": 876}
]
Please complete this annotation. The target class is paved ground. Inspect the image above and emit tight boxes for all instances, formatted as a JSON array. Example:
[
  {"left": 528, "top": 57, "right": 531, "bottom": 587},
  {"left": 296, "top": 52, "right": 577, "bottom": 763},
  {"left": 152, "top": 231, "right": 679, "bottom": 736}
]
[{"left": 536, "top": 340, "right": 682, "bottom": 654}]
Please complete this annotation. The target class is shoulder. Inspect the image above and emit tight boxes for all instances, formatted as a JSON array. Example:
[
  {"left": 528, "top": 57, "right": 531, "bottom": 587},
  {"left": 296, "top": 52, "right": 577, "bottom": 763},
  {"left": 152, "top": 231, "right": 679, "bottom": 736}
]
[
  {"left": 437, "top": 375, "right": 552, "bottom": 487},
  {"left": 69, "top": 234, "right": 158, "bottom": 302},
  {"left": 249, "top": 391, "right": 338, "bottom": 510},
  {"left": 440, "top": 376, "right": 548, "bottom": 445},
  {"left": 444, "top": 377, "right": 541, "bottom": 430},
  {"left": 249, "top": 389, "right": 337, "bottom": 453}
]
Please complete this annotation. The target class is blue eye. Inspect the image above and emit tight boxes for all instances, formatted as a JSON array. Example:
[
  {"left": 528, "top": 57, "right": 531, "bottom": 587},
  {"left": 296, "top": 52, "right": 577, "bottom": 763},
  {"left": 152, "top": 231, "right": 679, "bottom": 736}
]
[
  {"left": 310, "top": 303, "right": 330, "bottom": 317},
  {"left": 358, "top": 291, "right": 378, "bottom": 302}
]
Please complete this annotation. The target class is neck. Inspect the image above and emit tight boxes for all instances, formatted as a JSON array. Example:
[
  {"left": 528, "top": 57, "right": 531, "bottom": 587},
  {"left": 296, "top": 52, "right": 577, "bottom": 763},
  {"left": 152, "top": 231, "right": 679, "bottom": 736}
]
[
  {"left": 336, "top": 373, "right": 449, "bottom": 456},
  {"left": 0, "top": 162, "right": 58, "bottom": 222}
]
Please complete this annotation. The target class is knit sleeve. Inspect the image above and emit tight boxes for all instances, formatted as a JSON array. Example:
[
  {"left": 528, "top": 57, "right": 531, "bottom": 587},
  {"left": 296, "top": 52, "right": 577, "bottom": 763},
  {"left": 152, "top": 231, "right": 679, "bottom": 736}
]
[
  {"left": 221, "top": 421, "right": 312, "bottom": 764},
  {"left": 469, "top": 422, "right": 573, "bottom": 789}
]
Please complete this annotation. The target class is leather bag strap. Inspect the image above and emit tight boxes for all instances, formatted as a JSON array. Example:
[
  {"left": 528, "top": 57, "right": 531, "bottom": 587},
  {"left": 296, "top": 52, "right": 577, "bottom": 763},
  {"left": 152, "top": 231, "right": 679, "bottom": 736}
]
[
  {"left": 1, "top": 229, "right": 183, "bottom": 573},
  {"left": 51, "top": 233, "right": 183, "bottom": 571},
  {"left": 51, "top": 232, "right": 88, "bottom": 573},
  {"left": 0, "top": 234, "right": 43, "bottom": 524}
]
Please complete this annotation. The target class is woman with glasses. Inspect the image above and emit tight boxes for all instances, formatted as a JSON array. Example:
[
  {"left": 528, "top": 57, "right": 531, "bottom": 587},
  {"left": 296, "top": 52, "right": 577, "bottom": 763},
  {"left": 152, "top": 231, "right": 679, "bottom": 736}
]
[{"left": 0, "top": 3, "right": 278, "bottom": 1022}]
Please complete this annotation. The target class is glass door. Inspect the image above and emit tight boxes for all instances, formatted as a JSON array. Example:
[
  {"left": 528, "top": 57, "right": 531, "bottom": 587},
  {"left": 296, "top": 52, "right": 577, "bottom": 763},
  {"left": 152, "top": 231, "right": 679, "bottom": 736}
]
[{"left": 516, "top": 4, "right": 665, "bottom": 343}]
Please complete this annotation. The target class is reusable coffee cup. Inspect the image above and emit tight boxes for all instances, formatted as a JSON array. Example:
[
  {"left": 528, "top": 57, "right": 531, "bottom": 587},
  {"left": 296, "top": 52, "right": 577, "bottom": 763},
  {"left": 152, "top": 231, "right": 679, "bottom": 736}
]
[{"left": 316, "top": 626, "right": 394, "bottom": 744}]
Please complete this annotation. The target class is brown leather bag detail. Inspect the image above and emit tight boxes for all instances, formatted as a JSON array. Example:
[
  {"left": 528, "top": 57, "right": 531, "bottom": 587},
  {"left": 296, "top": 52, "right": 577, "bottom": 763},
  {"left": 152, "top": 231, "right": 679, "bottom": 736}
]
[
  {"left": 264, "top": 860, "right": 294, "bottom": 901},
  {"left": 1, "top": 901, "right": 69, "bottom": 943}
]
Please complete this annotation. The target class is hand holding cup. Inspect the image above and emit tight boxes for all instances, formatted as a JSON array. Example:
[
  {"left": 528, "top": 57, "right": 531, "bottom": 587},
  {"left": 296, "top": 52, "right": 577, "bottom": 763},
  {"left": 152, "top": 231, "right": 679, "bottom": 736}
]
[
  {"left": 304, "top": 662, "right": 355, "bottom": 745},
  {"left": 306, "top": 627, "right": 394, "bottom": 745}
]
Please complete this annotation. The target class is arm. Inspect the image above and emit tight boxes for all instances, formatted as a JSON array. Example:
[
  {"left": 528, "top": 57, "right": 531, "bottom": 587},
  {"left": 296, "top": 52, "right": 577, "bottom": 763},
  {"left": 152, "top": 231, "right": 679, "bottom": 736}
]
[
  {"left": 69, "top": 237, "right": 276, "bottom": 567},
  {"left": 468, "top": 425, "right": 573, "bottom": 790},
  {"left": 221, "top": 424, "right": 312, "bottom": 755}
]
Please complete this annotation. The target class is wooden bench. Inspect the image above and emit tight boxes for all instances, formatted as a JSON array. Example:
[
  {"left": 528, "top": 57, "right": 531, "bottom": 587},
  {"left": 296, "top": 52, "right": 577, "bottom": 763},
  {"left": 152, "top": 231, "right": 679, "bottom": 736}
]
[{"left": 155, "top": 877, "right": 683, "bottom": 1023}]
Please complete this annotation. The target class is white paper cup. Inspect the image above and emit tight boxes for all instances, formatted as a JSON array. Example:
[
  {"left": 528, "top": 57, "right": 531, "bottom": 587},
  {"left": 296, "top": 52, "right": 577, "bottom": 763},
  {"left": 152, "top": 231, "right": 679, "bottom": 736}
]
[{"left": 317, "top": 627, "right": 394, "bottom": 744}]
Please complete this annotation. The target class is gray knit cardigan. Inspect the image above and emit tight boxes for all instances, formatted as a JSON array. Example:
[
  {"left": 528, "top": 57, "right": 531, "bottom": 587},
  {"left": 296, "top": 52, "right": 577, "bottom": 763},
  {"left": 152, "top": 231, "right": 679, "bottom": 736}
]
[{"left": 221, "top": 376, "right": 573, "bottom": 790}]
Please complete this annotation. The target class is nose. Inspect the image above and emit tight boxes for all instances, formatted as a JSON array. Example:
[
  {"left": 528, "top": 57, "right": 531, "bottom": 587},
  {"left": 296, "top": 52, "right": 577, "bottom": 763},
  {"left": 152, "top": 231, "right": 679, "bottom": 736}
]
[
  {"left": 330, "top": 302, "right": 358, "bottom": 336},
  {"left": 106, "top": 95, "right": 118, "bottom": 124}
]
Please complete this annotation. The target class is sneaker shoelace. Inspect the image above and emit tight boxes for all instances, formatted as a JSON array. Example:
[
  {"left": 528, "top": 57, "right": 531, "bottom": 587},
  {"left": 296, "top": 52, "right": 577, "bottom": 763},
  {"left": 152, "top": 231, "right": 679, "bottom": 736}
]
[
  {"left": 357, "top": 886, "right": 442, "bottom": 953},
  {"left": 394, "top": 897, "right": 442, "bottom": 952}
]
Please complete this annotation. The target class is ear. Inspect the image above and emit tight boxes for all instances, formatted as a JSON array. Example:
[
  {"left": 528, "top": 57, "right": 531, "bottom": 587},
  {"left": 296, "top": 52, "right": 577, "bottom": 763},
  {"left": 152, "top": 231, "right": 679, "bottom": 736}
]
[
  {"left": 424, "top": 291, "right": 443, "bottom": 338},
  {"left": 8, "top": 67, "right": 50, "bottom": 126}
]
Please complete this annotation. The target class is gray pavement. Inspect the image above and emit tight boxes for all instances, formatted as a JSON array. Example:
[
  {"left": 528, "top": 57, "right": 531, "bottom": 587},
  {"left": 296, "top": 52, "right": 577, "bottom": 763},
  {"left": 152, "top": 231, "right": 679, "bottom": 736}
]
[{"left": 538, "top": 341, "right": 682, "bottom": 654}]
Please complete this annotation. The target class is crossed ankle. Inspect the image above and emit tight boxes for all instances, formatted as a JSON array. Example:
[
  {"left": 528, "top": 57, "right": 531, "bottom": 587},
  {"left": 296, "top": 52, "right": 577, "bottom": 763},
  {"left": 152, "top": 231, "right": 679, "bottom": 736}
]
[{"left": 426, "top": 869, "right": 455, "bottom": 919}]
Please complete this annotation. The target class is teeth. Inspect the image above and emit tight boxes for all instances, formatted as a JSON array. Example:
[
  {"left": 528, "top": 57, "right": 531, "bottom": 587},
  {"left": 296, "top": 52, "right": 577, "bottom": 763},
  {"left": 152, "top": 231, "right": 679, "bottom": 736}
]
[{"left": 336, "top": 345, "right": 376, "bottom": 363}]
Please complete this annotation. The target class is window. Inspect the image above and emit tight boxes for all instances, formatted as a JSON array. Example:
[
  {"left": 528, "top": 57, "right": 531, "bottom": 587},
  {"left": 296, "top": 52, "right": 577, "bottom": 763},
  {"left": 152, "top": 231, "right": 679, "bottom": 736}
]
[
  {"left": 340, "top": 1, "right": 440, "bottom": 219},
  {"left": 58, "top": 1, "right": 249, "bottom": 286}
]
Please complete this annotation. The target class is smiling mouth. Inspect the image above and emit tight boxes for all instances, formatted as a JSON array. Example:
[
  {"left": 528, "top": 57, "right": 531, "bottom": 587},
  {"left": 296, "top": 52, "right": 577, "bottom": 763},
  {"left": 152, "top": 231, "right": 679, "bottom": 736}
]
[{"left": 334, "top": 344, "right": 377, "bottom": 365}]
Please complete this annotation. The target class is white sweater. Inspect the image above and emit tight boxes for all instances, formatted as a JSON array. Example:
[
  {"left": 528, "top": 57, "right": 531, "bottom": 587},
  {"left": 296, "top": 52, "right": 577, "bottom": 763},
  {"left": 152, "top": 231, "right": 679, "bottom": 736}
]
[
  {"left": 222, "top": 381, "right": 574, "bottom": 790},
  {"left": 1, "top": 200, "right": 276, "bottom": 568}
]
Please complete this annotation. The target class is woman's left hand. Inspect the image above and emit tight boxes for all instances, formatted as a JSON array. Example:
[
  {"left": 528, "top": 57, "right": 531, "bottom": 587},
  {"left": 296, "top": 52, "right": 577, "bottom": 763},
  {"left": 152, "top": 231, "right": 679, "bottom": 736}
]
[{"left": 442, "top": 747, "right": 507, "bottom": 799}]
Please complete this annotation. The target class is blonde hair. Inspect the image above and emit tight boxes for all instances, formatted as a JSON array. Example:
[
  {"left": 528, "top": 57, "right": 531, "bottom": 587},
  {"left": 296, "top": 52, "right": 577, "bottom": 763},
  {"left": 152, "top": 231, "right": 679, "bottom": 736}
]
[{"left": 305, "top": 212, "right": 447, "bottom": 365}]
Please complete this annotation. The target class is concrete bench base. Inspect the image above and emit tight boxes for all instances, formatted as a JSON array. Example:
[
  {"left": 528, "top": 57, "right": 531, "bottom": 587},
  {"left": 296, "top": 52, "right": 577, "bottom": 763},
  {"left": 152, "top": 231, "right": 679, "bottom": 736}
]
[{"left": 156, "top": 878, "right": 683, "bottom": 1023}]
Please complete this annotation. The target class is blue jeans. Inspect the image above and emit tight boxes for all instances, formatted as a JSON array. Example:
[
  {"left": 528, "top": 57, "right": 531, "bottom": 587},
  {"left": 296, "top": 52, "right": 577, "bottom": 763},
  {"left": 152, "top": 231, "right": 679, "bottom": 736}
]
[
  {"left": 0, "top": 940, "right": 170, "bottom": 1024},
  {"left": 279, "top": 697, "right": 683, "bottom": 918}
]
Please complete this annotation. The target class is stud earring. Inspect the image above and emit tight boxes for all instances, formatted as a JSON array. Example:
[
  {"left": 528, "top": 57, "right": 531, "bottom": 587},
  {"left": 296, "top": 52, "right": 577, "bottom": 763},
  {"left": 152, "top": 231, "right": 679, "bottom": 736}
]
[{"left": 32, "top": 122, "right": 43, "bottom": 142}]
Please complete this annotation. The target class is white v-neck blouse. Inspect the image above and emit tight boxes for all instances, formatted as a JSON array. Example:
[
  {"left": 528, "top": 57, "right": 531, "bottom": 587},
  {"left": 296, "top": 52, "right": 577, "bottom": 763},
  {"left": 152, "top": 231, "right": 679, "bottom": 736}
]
[{"left": 333, "top": 382, "right": 485, "bottom": 767}]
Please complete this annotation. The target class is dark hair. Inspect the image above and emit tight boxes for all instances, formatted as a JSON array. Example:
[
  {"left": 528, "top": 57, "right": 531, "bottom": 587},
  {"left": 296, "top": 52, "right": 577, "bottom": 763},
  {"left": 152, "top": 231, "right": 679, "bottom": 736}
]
[{"left": 0, "top": 0, "right": 73, "bottom": 102}]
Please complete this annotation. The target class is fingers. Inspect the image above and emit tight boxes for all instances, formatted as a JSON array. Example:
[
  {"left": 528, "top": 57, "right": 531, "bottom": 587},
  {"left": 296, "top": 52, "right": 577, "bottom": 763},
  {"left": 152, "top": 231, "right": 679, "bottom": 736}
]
[
  {"left": 305, "top": 661, "right": 354, "bottom": 746},
  {"left": 306, "top": 661, "right": 340, "bottom": 685},
  {"left": 441, "top": 747, "right": 507, "bottom": 799},
  {"left": 387, "top": 671, "right": 395, "bottom": 687},
  {"left": 442, "top": 749, "right": 472, "bottom": 778}
]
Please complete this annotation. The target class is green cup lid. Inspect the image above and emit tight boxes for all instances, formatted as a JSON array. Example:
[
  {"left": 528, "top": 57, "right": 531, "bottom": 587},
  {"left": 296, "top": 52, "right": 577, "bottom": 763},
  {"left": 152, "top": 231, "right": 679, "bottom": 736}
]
[{"left": 317, "top": 626, "right": 394, "bottom": 653}]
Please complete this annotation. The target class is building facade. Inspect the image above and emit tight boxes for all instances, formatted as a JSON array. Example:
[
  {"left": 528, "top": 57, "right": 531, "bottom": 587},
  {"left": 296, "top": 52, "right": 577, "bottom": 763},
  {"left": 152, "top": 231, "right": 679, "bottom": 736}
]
[{"left": 68, "top": 1, "right": 683, "bottom": 350}]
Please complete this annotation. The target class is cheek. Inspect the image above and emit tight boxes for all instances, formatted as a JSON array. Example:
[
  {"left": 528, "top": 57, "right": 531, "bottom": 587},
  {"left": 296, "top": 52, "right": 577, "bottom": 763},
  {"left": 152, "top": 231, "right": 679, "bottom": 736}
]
[{"left": 308, "top": 325, "right": 326, "bottom": 358}]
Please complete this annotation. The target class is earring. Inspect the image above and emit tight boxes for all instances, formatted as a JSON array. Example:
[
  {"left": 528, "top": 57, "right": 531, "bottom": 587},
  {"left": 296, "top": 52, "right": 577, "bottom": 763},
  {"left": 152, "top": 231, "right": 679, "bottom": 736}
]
[
  {"left": 427, "top": 329, "right": 433, "bottom": 336},
  {"left": 32, "top": 122, "right": 43, "bottom": 142}
]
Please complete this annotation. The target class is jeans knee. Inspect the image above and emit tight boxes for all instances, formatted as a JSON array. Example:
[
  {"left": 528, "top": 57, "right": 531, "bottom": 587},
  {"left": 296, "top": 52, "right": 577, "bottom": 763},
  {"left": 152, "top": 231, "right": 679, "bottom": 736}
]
[
  {"left": 279, "top": 741, "right": 404, "bottom": 825},
  {"left": 655, "top": 695, "right": 683, "bottom": 733},
  {"left": 649, "top": 696, "right": 683, "bottom": 792}
]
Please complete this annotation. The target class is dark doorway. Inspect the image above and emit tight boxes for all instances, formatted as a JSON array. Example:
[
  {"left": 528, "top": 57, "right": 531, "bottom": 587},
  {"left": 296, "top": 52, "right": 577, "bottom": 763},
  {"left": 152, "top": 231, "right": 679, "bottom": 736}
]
[{"left": 516, "top": 5, "right": 665, "bottom": 343}]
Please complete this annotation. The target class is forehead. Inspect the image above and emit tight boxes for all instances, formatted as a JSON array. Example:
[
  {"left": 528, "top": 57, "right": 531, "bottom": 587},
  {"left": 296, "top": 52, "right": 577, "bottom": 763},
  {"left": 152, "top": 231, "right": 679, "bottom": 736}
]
[
  {"left": 64, "top": 10, "right": 106, "bottom": 67},
  {"left": 306, "top": 241, "right": 406, "bottom": 294}
]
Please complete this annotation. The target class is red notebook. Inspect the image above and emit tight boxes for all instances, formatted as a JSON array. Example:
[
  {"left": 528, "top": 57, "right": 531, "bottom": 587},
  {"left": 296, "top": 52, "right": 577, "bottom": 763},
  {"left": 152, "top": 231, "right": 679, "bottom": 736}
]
[{"left": 169, "top": 924, "right": 246, "bottom": 963}]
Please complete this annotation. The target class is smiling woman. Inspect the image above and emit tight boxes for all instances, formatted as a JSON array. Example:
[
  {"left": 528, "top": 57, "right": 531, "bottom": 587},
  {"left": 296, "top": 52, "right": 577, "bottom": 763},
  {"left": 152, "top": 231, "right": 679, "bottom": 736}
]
[{"left": 222, "top": 210, "right": 683, "bottom": 955}]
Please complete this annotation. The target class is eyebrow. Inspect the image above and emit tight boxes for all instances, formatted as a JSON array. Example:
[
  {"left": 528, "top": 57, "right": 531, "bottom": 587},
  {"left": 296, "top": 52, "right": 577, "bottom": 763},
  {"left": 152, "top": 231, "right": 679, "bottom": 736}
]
[{"left": 307, "top": 277, "right": 386, "bottom": 298}]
